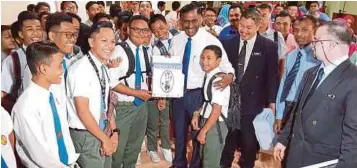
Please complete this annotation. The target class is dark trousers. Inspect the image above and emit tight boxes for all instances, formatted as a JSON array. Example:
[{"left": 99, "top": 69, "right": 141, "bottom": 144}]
[
  {"left": 172, "top": 89, "right": 203, "bottom": 168},
  {"left": 239, "top": 115, "right": 260, "bottom": 168},
  {"left": 220, "top": 129, "right": 240, "bottom": 167}
]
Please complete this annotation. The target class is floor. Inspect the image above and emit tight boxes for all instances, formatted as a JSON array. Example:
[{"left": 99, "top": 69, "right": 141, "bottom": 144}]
[{"left": 136, "top": 139, "right": 281, "bottom": 168}]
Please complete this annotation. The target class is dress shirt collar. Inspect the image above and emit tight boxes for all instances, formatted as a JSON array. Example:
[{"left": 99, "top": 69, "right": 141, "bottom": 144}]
[
  {"left": 126, "top": 38, "right": 143, "bottom": 51},
  {"left": 261, "top": 27, "right": 274, "bottom": 36},
  {"left": 184, "top": 27, "right": 203, "bottom": 41},
  {"left": 298, "top": 44, "right": 313, "bottom": 56},
  {"left": 320, "top": 55, "right": 349, "bottom": 76},
  {"left": 240, "top": 34, "right": 257, "bottom": 46},
  {"left": 29, "top": 81, "right": 50, "bottom": 98},
  {"left": 88, "top": 51, "right": 105, "bottom": 68},
  {"left": 206, "top": 67, "right": 221, "bottom": 81}
]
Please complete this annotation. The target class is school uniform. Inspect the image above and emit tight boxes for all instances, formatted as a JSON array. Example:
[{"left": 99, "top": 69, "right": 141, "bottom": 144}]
[
  {"left": 66, "top": 51, "right": 111, "bottom": 168},
  {"left": 200, "top": 67, "right": 230, "bottom": 168},
  {"left": 204, "top": 25, "right": 223, "bottom": 36},
  {"left": 109, "top": 39, "right": 150, "bottom": 167},
  {"left": 146, "top": 33, "right": 174, "bottom": 154},
  {"left": 12, "top": 81, "right": 79, "bottom": 168},
  {"left": 169, "top": 28, "right": 234, "bottom": 167},
  {"left": 260, "top": 28, "right": 288, "bottom": 60},
  {"left": 1, "top": 107, "right": 16, "bottom": 168}
]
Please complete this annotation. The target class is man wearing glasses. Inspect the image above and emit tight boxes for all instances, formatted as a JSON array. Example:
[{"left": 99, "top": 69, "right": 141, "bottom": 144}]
[
  {"left": 274, "top": 15, "right": 320, "bottom": 135},
  {"left": 169, "top": 4, "right": 235, "bottom": 168},
  {"left": 109, "top": 15, "right": 152, "bottom": 168},
  {"left": 204, "top": 8, "right": 222, "bottom": 38},
  {"left": 274, "top": 21, "right": 357, "bottom": 168}
]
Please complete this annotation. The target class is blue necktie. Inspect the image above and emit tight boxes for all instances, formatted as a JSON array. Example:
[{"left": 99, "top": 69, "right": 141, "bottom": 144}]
[
  {"left": 62, "top": 59, "right": 68, "bottom": 82},
  {"left": 280, "top": 51, "right": 302, "bottom": 102},
  {"left": 182, "top": 37, "right": 192, "bottom": 90},
  {"left": 1, "top": 156, "right": 8, "bottom": 168},
  {"left": 168, "top": 39, "right": 172, "bottom": 46},
  {"left": 49, "top": 93, "right": 68, "bottom": 165},
  {"left": 99, "top": 65, "right": 107, "bottom": 130},
  {"left": 134, "top": 47, "right": 142, "bottom": 107}
]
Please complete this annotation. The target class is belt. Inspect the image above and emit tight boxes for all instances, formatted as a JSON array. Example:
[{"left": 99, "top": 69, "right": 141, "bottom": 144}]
[
  {"left": 69, "top": 128, "right": 87, "bottom": 132},
  {"left": 184, "top": 87, "right": 202, "bottom": 93},
  {"left": 117, "top": 102, "right": 134, "bottom": 106}
]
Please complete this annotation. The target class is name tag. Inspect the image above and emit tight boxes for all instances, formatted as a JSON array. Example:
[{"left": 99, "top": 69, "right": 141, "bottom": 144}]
[{"left": 252, "top": 52, "right": 262, "bottom": 57}]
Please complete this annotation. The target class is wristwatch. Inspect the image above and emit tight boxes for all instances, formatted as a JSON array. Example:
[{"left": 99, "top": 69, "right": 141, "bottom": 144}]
[{"left": 111, "top": 128, "right": 120, "bottom": 136}]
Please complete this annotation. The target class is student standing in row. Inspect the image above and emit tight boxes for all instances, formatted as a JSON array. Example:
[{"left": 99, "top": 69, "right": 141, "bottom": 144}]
[
  {"left": 1, "top": 106, "right": 16, "bottom": 168},
  {"left": 67, "top": 21, "right": 118, "bottom": 168},
  {"left": 12, "top": 41, "right": 79, "bottom": 167}
]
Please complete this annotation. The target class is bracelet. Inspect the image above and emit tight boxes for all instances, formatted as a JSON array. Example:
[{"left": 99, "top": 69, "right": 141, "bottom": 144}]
[
  {"left": 193, "top": 111, "right": 200, "bottom": 116},
  {"left": 111, "top": 128, "right": 120, "bottom": 137}
]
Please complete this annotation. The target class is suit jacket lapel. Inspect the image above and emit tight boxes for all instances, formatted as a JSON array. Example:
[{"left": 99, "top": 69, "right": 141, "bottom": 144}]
[
  {"left": 242, "top": 35, "right": 261, "bottom": 82},
  {"left": 303, "top": 60, "right": 352, "bottom": 119}
]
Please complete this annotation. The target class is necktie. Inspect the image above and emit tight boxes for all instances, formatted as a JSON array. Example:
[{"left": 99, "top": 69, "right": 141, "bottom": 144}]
[
  {"left": 49, "top": 93, "right": 68, "bottom": 165},
  {"left": 306, "top": 68, "right": 324, "bottom": 102},
  {"left": 168, "top": 39, "right": 172, "bottom": 46},
  {"left": 99, "top": 65, "right": 107, "bottom": 130},
  {"left": 1, "top": 156, "right": 8, "bottom": 168},
  {"left": 62, "top": 59, "right": 68, "bottom": 82},
  {"left": 182, "top": 37, "right": 192, "bottom": 90},
  {"left": 134, "top": 47, "right": 142, "bottom": 107},
  {"left": 280, "top": 51, "right": 303, "bottom": 102},
  {"left": 237, "top": 40, "right": 247, "bottom": 82}
]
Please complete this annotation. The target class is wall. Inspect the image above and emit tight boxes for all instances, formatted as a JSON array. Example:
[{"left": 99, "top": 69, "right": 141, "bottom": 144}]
[{"left": 326, "top": 1, "right": 357, "bottom": 18}]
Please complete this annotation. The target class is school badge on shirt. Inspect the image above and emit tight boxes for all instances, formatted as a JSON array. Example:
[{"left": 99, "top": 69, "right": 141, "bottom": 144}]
[{"left": 1, "top": 135, "right": 7, "bottom": 145}]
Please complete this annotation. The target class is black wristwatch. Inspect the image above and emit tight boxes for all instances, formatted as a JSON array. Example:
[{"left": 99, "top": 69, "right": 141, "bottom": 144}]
[{"left": 112, "top": 128, "right": 120, "bottom": 135}]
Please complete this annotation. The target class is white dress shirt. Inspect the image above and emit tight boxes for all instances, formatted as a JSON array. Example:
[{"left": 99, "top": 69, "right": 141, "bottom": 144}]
[
  {"left": 66, "top": 51, "right": 110, "bottom": 129},
  {"left": 200, "top": 68, "right": 230, "bottom": 121},
  {"left": 1, "top": 46, "right": 32, "bottom": 96},
  {"left": 12, "top": 82, "right": 79, "bottom": 168},
  {"left": 109, "top": 39, "right": 150, "bottom": 102},
  {"left": 318, "top": 55, "right": 349, "bottom": 87},
  {"left": 1, "top": 107, "right": 17, "bottom": 168},
  {"left": 239, "top": 35, "right": 257, "bottom": 73},
  {"left": 204, "top": 25, "right": 223, "bottom": 35},
  {"left": 84, "top": 19, "right": 93, "bottom": 27},
  {"left": 169, "top": 28, "right": 235, "bottom": 89},
  {"left": 260, "top": 28, "right": 288, "bottom": 60},
  {"left": 152, "top": 32, "right": 174, "bottom": 56},
  {"left": 154, "top": 9, "right": 165, "bottom": 15},
  {"left": 165, "top": 11, "right": 178, "bottom": 23}
]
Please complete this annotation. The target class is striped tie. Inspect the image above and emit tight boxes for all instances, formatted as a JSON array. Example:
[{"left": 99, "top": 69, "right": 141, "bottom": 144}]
[{"left": 280, "top": 51, "right": 302, "bottom": 102}]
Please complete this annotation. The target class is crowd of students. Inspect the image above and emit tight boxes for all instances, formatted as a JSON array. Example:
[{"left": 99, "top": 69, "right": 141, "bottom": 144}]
[{"left": 1, "top": 1, "right": 357, "bottom": 168}]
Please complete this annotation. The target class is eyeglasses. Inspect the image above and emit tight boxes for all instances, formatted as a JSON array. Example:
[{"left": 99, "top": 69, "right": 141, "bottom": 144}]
[
  {"left": 53, "top": 31, "right": 78, "bottom": 39},
  {"left": 311, "top": 39, "right": 339, "bottom": 46},
  {"left": 181, "top": 19, "right": 199, "bottom": 26},
  {"left": 64, "top": 6, "right": 77, "bottom": 11},
  {"left": 130, "top": 27, "right": 150, "bottom": 34},
  {"left": 205, "top": 14, "right": 216, "bottom": 18}
]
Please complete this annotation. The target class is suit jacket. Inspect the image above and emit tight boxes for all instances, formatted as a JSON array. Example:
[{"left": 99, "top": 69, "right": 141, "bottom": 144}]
[
  {"left": 221, "top": 34, "right": 279, "bottom": 116},
  {"left": 278, "top": 60, "right": 357, "bottom": 168}
]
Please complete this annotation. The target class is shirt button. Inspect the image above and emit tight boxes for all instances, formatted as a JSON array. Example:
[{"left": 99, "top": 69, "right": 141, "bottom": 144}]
[
  {"left": 251, "top": 92, "right": 254, "bottom": 95},
  {"left": 312, "top": 120, "right": 317, "bottom": 125},
  {"left": 256, "top": 76, "right": 259, "bottom": 79},
  {"left": 292, "top": 133, "right": 295, "bottom": 137}
]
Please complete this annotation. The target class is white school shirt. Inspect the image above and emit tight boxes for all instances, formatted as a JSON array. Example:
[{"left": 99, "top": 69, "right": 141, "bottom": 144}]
[
  {"left": 1, "top": 107, "right": 17, "bottom": 168},
  {"left": 200, "top": 68, "right": 230, "bottom": 121},
  {"left": 169, "top": 28, "right": 235, "bottom": 89},
  {"left": 66, "top": 51, "right": 110, "bottom": 129},
  {"left": 152, "top": 32, "right": 174, "bottom": 56},
  {"left": 204, "top": 25, "right": 223, "bottom": 35},
  {"left": 12, "top": 82, "right": 79, "bottom": 168},
  {"left": 238, "top": 34, "right": 257, "bottom": 73},
  {"left": 1, "top": 46, "right": 32, "bottom": 96},
  {"left": 109, "top": 39, "right": 149, "bottom": 102}
]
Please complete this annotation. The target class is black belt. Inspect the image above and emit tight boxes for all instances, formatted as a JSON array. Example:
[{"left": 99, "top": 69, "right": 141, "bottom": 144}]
[
  {"left": 70, "top": 128, "right": 87, "bottom": 132},
  {"left": 185, "top": 88, "right": 202, "bottom": 93}
]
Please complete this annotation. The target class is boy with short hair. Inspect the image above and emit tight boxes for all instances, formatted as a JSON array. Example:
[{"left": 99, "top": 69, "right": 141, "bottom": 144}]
[
  {"left": 12, "top": 41, "right": 79, "bottom": 167},
  {"left": 191, "top": 45, "right": 230, "bottom": 168}
]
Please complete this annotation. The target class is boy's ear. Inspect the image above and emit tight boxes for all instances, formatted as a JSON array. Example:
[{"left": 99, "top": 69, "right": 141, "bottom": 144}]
[
  {"left": 38, "top": 63, "right": 47, "bottom": 75},
  {"left": 18, "top": 31, "right": 24, "bottom": 39},
  {"left": 88, "top": 37, "right": 94, "bottom": 48},
  {"left": 48, "top": 31, "right": 55, "bottom": 42}
]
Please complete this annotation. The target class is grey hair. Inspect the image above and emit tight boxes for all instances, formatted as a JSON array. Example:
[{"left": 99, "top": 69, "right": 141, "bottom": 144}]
[{"left": 320, "top": 21, "right": 352, "bottom": 45}]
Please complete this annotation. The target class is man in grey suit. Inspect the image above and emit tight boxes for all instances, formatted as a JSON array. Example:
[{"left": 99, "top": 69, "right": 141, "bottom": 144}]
[{"left": 273, "top": 21, "right": 357, "bottom": 168}]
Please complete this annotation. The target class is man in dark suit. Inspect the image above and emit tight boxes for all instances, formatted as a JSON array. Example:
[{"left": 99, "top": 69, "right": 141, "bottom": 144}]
[
  {"left": 274, "top": 21, "right": 357, "bottom": 168},
  {"left": 220, "top": 9, "right": 279, "bottom": 168}
]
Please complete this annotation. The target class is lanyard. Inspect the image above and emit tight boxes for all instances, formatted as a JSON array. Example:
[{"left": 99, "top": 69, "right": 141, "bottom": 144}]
[{"left": 86, "top": 54, "right": 109, "bottom": 109}]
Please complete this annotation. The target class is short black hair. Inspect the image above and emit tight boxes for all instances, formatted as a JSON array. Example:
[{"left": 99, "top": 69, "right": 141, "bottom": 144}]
[
  {"left": 60, "top": 1, "right": 78, "bottom": 11},
  {"left": 306, "top": 1, "right": 319, "bottom": 10},
  {"left": 139, "top": 1, "right": 152, "bottom": 7},
  {"left": 27, "top": 4, "right": 36, "bottom": 12},
  {"left": 66, "top": 12, "right": 82, "bottom": 23},
  {"left": 321, "top": 21, "right": 352, "bottom": 44},
  {"left": 10, "top": 21, "right": 20, "bottom": 40},
  {"left": 229, "top": 3, "right": 243, "bottom": 14},
  {"left": 86, "top": 1, "right": 97, "bottom": 10},
  {"left": 97, "top": 1, "right": 105, "bottom": 6},
  {"left": 179, "top": 3, "right": 198, "bottom": 18},
  {"left": 287, "top": 2, "right": 298, "bottom": 8},
  {"left": 158, "top": 1, "right": 166, "bottom": 8},
  {"left": 241, "top": 9, "right": 261, "bottom": 25},
  {"left": 46, "top": 13, "right": 73, "bottom": 34},
  {"left": 1, "top": 25, "right": 11, "bottom": 33},
  {"left": 203, "top": 45, "right": 222, "bottom": 58},
  {"left": 275, "top": 11, "right": 291, "bottom": 21},
  {"left": 258, "top": 3, "right": 272, "bottom": 12},
  {"left": 109, "top": 4, "right": 121, "bottom": 18},
  {"left": 172, "top": 1, "right": 181, "bottom": 11},
  {"left": 38, "top": 11, "right": 50, "bottom": 20},
  {"left": 17, "top": 11, "right": 39, "bottom": 29},
  {"left": 34, "top": 2, "right": 50, "bottom": 13},
  {"left": 149, "top": 14, "right": 167, "bottom": 29},
  {"left": 128, "top": 15, "right": 149, "bottom": 27},
  {"left": 93, "top": 13, "right": 111, "bottom": 25},
  {"left": 294, "top": 15, "right": 318, "bottom": 29},
  {"left": 117, "top": 17, "right": 130, "bottom": 29},
  {"left": 205, "top": 7, "right": 216, "bottom": 15},
  {"left": 26, "top": 41, "right": 61, "bottom": 75},
  {"left": 89, "top": 21, "right": 114, "bottom": 37}
]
